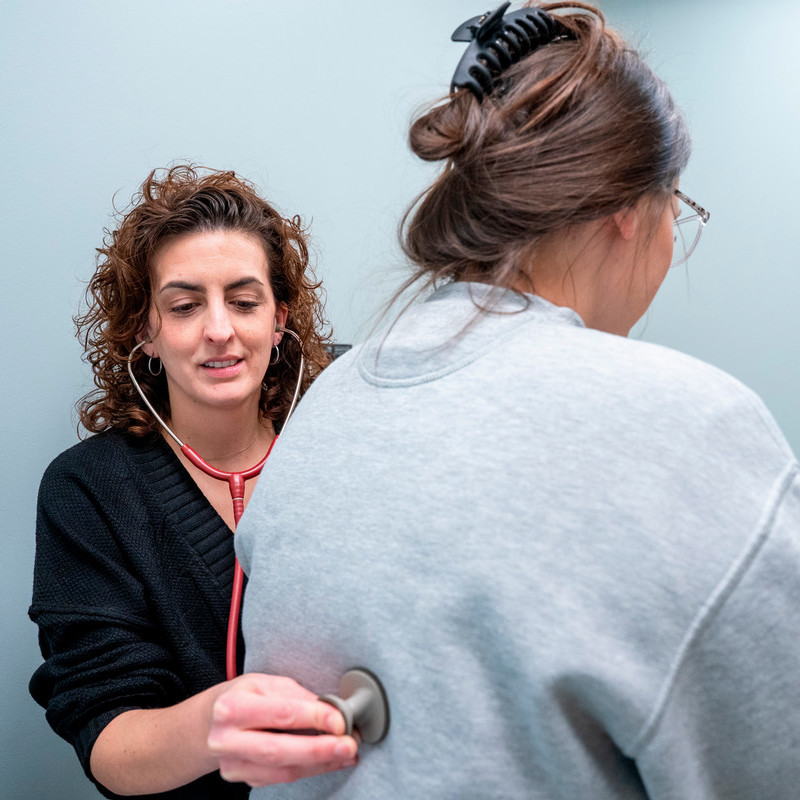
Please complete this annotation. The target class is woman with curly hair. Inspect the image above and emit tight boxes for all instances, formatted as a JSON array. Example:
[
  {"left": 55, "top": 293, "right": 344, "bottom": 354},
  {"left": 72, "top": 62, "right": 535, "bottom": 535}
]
[{"left": 29, "top": 165, "right": 357, "bottom": 799}]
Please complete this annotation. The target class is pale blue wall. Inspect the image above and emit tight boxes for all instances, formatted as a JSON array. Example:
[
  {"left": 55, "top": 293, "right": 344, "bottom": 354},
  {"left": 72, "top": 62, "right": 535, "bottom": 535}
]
[{"left": 2, "top": 1, "right": 798, "bottom": 796}]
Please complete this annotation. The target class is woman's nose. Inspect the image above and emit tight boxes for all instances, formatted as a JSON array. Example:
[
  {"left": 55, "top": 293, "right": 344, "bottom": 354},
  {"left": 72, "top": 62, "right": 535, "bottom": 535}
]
[{"left": 204, "top": 302, "right": 235, "bottom": 343}]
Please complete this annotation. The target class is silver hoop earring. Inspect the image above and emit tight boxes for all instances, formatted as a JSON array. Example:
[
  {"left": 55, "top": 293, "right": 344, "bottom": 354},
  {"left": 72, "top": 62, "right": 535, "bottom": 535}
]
[
  {"left": 270, "top": 344, "right": 280, "bottom": 365},
  {"left": 148, "top": 356, "right": 163, "bottom": 376}
]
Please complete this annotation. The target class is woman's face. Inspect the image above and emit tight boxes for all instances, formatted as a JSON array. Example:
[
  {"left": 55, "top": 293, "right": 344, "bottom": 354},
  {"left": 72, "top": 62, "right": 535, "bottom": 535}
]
[{"left": 145, "top": 229, "right": 287, "bottom": 422}]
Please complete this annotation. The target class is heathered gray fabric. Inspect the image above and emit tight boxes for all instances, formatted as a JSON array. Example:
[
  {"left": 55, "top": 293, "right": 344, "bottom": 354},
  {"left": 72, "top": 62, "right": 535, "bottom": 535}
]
[{"left": 237, "top": 282, "right": 800, "bottom": 799}]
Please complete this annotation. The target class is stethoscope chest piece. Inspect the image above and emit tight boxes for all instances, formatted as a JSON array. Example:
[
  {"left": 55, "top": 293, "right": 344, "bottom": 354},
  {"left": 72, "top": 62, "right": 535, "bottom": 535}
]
[{"left": 319, "top": 668, "right": 390, "bottom": 744}]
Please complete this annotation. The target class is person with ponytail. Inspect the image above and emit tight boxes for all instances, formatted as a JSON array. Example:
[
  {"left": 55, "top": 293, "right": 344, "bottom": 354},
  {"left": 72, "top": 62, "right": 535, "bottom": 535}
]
[{"left": 228, "top": 4, "right": 800, "bottom": 797}]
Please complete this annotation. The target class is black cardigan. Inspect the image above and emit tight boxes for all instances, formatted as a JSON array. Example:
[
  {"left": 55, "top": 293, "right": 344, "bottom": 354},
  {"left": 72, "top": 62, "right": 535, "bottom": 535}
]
[{"left": 29, "top": 430, "right": 249, "bottom": 799}]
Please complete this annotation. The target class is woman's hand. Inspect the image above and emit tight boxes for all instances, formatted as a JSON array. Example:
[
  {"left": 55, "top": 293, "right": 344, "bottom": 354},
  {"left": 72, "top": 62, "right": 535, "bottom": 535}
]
[
  {"left": 90, "top": 673, "right": 356, "bottom": 795},
  {"left": 208, "top": 673, "right": 359, "bottom": 787}
]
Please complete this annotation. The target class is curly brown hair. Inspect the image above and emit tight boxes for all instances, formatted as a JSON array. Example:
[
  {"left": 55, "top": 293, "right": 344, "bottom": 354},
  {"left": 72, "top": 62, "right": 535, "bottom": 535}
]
[{"left": 76, "top": 164, "right": 331, "bottom": 437}]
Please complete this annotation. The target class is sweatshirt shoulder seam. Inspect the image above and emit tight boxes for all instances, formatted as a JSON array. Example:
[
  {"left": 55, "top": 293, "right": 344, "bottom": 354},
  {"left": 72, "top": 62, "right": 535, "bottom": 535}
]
[{"left": 629, "top": 459, "right": 800, "bottom": 756}]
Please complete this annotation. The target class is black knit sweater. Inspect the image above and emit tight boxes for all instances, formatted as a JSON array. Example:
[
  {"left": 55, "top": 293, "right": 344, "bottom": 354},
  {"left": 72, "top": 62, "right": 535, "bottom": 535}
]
[{"left": 29, "top": 430, "right": 249, "bottom": 799}]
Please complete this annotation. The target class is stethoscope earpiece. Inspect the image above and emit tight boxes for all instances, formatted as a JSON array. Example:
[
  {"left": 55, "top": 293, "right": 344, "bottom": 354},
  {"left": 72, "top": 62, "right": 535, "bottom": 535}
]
[{"left": 319, "top": 668, "right": 390, "bottom": 744}]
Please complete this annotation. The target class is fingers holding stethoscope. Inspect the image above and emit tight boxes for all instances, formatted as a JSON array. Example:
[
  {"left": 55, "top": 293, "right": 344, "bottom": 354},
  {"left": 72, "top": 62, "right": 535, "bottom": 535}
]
[{"left": 207, "top": 673, "right": 358, "bottom": 787}]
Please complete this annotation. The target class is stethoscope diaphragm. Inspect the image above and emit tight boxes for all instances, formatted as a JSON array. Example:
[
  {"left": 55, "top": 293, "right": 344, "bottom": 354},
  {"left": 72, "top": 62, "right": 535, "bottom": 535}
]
[{"left": 319, "top": 668, "right": 390, "bottom": 744}]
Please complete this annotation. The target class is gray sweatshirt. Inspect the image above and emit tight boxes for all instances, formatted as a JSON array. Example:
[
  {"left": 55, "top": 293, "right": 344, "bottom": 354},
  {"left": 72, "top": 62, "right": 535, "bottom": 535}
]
[{"left": 237, "top": 282, "right": 800, "bottom": 799}]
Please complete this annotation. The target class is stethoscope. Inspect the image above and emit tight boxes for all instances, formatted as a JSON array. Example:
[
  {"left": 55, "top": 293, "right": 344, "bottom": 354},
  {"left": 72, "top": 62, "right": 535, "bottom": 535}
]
[
  {"left": 127, "top": 326, "right": 304, "bottom": 681},
  {"left": 127, "top": 328, "right": 390, "bottom": 743}
]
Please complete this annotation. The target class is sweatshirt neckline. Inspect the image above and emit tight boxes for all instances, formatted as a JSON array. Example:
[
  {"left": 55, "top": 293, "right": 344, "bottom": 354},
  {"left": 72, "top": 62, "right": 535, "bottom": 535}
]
[
  {"left": 358, "top": 281, "right": 585, "bottom": 387},
  {"left": 430, "top": 281, "right": 586, "bottom": 325}
]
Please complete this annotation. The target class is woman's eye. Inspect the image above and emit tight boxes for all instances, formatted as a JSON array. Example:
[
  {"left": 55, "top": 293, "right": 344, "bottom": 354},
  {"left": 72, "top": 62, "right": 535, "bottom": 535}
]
[
  {"left": 233, "top": 300, "right": 260, "bottom": 311},
  {"left": 169, "top": 302, "right": 198, "bottom": 315}
]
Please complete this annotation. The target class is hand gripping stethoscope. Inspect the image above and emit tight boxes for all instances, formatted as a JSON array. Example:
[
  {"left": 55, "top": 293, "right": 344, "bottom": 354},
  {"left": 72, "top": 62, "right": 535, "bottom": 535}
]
[{"left": 127, "top": 329, "right": 390, "bottom": 743}]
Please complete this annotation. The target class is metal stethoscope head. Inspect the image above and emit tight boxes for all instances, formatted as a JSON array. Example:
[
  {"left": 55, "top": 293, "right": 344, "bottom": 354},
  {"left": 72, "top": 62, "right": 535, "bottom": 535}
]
[{"left": 320, "top": 668, "right": 391, "bottom": 744}]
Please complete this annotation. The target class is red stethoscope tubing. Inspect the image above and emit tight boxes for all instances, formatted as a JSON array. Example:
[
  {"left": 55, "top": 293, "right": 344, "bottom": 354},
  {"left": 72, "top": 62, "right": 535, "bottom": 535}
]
[
  {"left": 126, "top": 331, "right": 303, "bottom": 682},
  {"left": 180, "top": 437, "right": 278, "bottom": 680}
]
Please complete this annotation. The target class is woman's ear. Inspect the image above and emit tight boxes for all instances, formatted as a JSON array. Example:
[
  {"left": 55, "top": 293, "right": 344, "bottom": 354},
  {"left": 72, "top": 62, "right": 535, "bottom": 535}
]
[
  {"left": 273, "top": 303, "right": 289, "bottom": 345},
  {"left": 612, "top": 205, "right": 639, "bottom": 242},
  {"left": 137, "top": 328, "right": 157, "bottom": 358}
]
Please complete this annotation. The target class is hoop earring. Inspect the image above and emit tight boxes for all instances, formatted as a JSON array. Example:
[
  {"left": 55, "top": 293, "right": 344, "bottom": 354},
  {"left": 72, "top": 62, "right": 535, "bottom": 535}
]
[
  {"left": 270, "top": 344, "right": 280, "bottom": 365},
  {"left": 148, "top": 356, "right": 163, "bottom": 376}
]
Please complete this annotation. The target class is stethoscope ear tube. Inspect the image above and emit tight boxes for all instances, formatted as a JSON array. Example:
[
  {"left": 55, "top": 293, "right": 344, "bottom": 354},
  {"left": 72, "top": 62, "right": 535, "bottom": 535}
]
[
  {"left": 127, "top": 340, "right": 185, "bottom": 447},
  {"left": 127, "top": 328, "right": 305, "bottom": 448},
  {"left": 276, "top": 325, "right": 304, "bottom": 426}
]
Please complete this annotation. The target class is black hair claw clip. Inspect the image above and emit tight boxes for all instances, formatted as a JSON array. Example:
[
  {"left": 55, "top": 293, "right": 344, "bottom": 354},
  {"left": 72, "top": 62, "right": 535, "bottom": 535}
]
[{"left": 450, "top": 2, "right": 575, "bottom": 101}]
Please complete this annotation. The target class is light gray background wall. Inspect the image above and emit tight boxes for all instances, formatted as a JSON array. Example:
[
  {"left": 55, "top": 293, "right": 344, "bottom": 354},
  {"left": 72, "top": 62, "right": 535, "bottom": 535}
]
[{"left": 1, "top": 1, "right": 797, "bottom": 796}]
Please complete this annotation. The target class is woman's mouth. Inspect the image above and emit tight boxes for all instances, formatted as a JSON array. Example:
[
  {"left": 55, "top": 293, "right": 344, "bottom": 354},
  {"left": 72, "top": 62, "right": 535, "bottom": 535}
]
[{"left": 200, "top": 358, "right": 245, "bottom": 378}]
